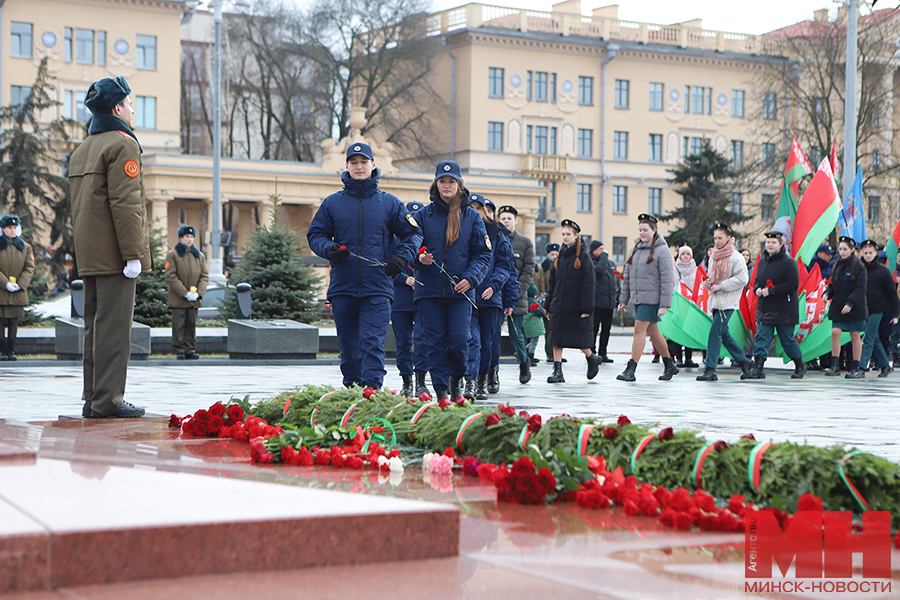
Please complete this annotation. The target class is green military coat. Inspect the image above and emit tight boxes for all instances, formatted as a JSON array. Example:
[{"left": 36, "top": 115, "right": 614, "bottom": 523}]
[
  {"left": 165, "top": 245, "right": 209, "bottom": 308},
  {"left": 0, "top": 238, "right": 34, "bottom": 306}
]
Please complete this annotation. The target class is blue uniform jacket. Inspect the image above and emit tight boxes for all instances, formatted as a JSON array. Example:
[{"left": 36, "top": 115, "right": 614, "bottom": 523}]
[
  {"left": 412, "top": 189, "right": 491, "bottom": 303},
  {"left": 391, "top": 236, "right": 416, "bottom": 312},
  {"left": 501, "top": 243, "right": 519, "bottom": 310},
  {"left": 307, "top": 169, "right": 418, "bottom": 300},
  {"left": 476, "top": 219, "right": 513, "bottom": 309}
]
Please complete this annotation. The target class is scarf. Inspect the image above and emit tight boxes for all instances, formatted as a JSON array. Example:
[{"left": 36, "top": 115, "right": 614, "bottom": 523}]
[
  {"left": 0, "top": 235, "right": 24, "bottom": 251},
  {"left": 175, "top": 242, "right": 201, "bottom": 258},
  {"left": 708, "top": 238, "right": 735, "bottom": 286}
]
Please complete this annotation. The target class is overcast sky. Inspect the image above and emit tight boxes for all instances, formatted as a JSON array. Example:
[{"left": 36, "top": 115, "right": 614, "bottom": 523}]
[{"left": 432, "top": 1, "right": 863, "bottom": 35}]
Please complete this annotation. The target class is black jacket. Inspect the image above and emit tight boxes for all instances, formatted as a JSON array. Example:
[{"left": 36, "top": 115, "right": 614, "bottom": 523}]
[
  {"left": 827, "top": 254, "right": 868, "bottom": 323},
  {"left": 752, "top": 245, "right": 799, "bottom": 326},
  {"left": 863, "top": 259, "right": 900, "bottom": 317},
  {"left": 592, "top": 251, "right": 617, "bottom": 309},
  {"left": 545, "top": 242, "right": 595, "bottom": 349}
]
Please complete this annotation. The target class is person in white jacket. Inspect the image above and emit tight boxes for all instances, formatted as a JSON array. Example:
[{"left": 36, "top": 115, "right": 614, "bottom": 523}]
[{"left": 697, "top": 223, "right": 752, "bottom": 381}]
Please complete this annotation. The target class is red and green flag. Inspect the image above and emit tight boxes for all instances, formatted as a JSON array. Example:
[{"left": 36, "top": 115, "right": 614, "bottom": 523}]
[
  {"left": 792, "top": 158, "right": 842, "bottom": 267},
  {"left": 829, "top": 138, "right": 841, "bottom": 187},
  {"left": 885, "top": 218, "right": 900, "bottom": 275},
  {"left": 775, "top": 135, "right": 815, "bottom": 222},
  {"left": 659, "top": 291, "right": 710, "bottom": 351}
]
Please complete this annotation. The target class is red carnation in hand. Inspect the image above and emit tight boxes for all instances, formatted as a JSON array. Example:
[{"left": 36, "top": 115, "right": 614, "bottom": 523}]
[
  {"left": 485, "top": 413, "right": 501, "bottom": 427},
  {"left": 339, "top": 245, "right": 346, "bottom": 250},
  {"left": 617, "top": 273, "right": 624, "bottom": 280},
  {"left": 617, "top": 415, "right": 631, "bottom": 427},
  {"left": 529, "top": 303, "right": 540, "bottom": 311},
  {"left": 658, "top": 427, "right": 674, "bottom": 441},
  {"left": 602, "top": 426, "right": 618, "bottom": 439},
  {"left": 418, "top": 246, "right": 428, "bottom": 255},
  {"left": 766, "top": 279, "right": 774, "bottom": 289}
]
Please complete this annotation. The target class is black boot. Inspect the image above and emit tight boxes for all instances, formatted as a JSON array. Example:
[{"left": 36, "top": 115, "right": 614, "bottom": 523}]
[
  {"left": 651, "top": 354, "right": 660, "bottom": 363},
  {"left": 0, "top": 339, "right": 6, "bottom": 361},
  {"left": 683, "top": 348, "right": 698, "bottom": 368},
  {"left": 436, "top": 389, "right": 449, "bottom": 401},
  {"left": 414, "top": 371, "right": 428, "bottom": 396},
  {"left": 792, "top": 358, "right": 807, "bottom": 379},
  {"left": 586, "top": 353, "right": 601, "bottom": 379},
  {"left": 519, "top": 361, "right": 531, "bottom": 384},
  {"left": 739, "top": 358, "right": 753, "bottom": 380},
  {"left": 617, "top": 359, "right": 637, "bottom": 382},
  {"left": 659, "top": 356, "right": 678, "bottom": 380},
  {"left": 449, "top": 376, "right": 462, "bottom": 400},
  {"left": 879, "top": 365, "right": 893, "bottom": 378},
  {"left": 474, "top": 374, "right": 488, "bottom": 400},
  {"left": 487, "top": 366, "right": 500, "bottom": 394},
  {"left": 547, "top": 361, "right": 565, "bottom": 383},
  {"left": 748, "top": 356, "right": 766, "bottom": 379},
  {"left": 5, "top": 338, "right": 15, "bottom": 361},
  {"left": 824, "top": 356, "right": 841, "bottom": 376},
  {"left": 601, "top": 354, "right": 614, "bottom": 363},
  {"left": 463, "top": 376, "right": 476, "bottom": 400},
  {"left": 529, "top": 353, "right": 539, "bottom": 366},
  {"left": 400, "top": 374, "right": 414, "bottom": 398},
  {"left": 845, "top": 360, "right": 865, "bottom": 379},
  {"left": 696, "top": 367, "right": 717, "bottom": 381}
]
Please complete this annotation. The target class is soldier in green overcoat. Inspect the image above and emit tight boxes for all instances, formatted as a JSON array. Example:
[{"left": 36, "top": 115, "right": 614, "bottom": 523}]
[
  {"left": 165, "top": 225, "right": 209, "bottom": 359},
  {"left": 0, "top": 215, "right": 34, "bottom": 360}
]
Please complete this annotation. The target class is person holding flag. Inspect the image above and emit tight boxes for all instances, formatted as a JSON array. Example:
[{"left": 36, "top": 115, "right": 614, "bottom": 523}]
[
  {"left": 858, "top": 239, "right": 898, "bottom": 377},
  {"left": 747, "top": 231, "right": 805, "bottom": 380},
  {"left": 825, "top": 236, "right": 868, "bottom": 378}
]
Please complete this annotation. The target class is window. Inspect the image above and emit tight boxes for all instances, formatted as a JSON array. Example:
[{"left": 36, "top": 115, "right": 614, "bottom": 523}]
[
  {"left": 578, "top": 76, "right": 593, "bottom": 106},
  {"left": 64, "top": 90, "right": 73, "bottom": 119},
  {"left": 577, "top": 128, "right": 592, "bottom": 158},
  {"left": 10, "top": 85, "right": 30, "bottom": 108},
  {"left": 76, "top": 29, "right": 94, "bottom": 64},
  {"left": 135, "top": 95, "right": 156, "bottom": 129},
  {"left": 488, "top": 67, "right": 504, "bottom": 98},
  {"left": 549, "top": 127, "right": 557, "bottom": 155},
  {"left": 868, "top": 195, "right": 881, "bottom": 223},
  {"left": 731, "top": 140, "right": 744, "bottom": 169},
  {"left": 705, "top": 87, "right": 712, "bottom": 114},
  {"left": 526, "top": 71, "right": 533, "bottom": 101},
  {"left": 613, "top": 186, "right": 627, "bottom": 214},
  {"left": 548, "top": 181, "right": 556, "bottom": 209},
  {"left": 612, "top": 236, "right": 627, "bottom": 264},
  {"left": 874, "top": 102, "right": 882, "bottom": 128},
  {"left": 649, "top": 82, "right": 663, "bottom": 111},
  {"left": 728, "top": 192, "right": 742, "bottom": 214},
  {"left": 10, "top": 22, "right": 32, "bottom": 58},
  {"left": 550, "top": 73, "right": 557, "bottom": 103},
  {"left": 577, "top": 184, "right": 592, "bottom": 213},
  {"left": 762, "top": 142, "right": 776, "bottom": 170},
  {"left": 136, "top": 34, "right": 157, "bottom": 70},
  {"left": 534, "top": 126, "right": 548, "bottom": 154},
  {"left": 97, "top": 31, "right": 106, "bottom": 67},
  {"left": 649, "top": 134, "right": 662, "bottom": 162},
  {"left": 761, "top": 193, "right": 776, "bottom": 221},
  {"left": 763, "top": 92, "right": 777, "bottom": 120},
  {"left": 64, "top": 27, "right": 72, "bottom": 63},
  {"left": 526, "top": 125, "right": 533, "bottom": 153},
  {"left": 692, "top": 86, "right": 704, "bottom": 115},
  {"left": 487, "top": 121, "right": 503, "bottom": 151},
  {"left": 648, "top": 188, "right": 662, "bottom": 215},
  {"left": 691, "top": 136, "right": 703, "bottom": 156},
  {"left": 614, "top": 79, "right": 629, "bottom": 109},
  {"left": 873, "top": 150, "right": 881, "bottom": 172},
  {"left": 534, "top": 72, "right": 548, "bottom": 102},
  {"left": 732, "top": 89, "right": 745, "bottom": 118},
  {"left": 613, "top": 131, "right": 628, "bottom": 160},
  {"left": 76, "top": 92, "right": 88, "bottom": 122},
  {"left": 535, "top": 233, "right": 549, "bottom": 255},
  {"left": 684, "top": 85, "right": 690, "bottom": 113}
]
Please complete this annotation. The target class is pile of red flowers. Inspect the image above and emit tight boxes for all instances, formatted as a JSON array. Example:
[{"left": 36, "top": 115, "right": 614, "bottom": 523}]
[
  {"left": 491, "top": 457, "right": 557, "bottom": 504},
  {"left": 170, "top": 402, "right": 282, "bottom": 441}
]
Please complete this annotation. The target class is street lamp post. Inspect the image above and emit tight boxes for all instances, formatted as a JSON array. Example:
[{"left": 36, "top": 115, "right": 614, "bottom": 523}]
[
  {"left": 842, "top": 0, "right": 858, "bottom": 201},
  {"left": 209, "top": 0, "right": 225, "bottom": 285}
]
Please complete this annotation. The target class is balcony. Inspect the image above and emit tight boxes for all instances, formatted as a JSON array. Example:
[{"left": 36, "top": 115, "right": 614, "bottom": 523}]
[
  {"left": 536, "top": 206, "right": 560, "bottom": 225},
  {"left": 521, "top": 154, "right": 570, "bottom": 181}
]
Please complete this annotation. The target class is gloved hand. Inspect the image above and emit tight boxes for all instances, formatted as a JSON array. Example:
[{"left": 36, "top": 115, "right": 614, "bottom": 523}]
[
  {"left": 328, "top": 244, "right": 350, "bottom": 262},
  {"left": 123, "top": 259, "right": 141, "bottom": 279},
  {"left": 184, "top": 292, "right": 199, "bottom": 302},
  {"left": 384, "top": 254, "right": 406, "bottom": 277},
  {"left": 5, "top": 282, "right": 20, "bottom": 292}
]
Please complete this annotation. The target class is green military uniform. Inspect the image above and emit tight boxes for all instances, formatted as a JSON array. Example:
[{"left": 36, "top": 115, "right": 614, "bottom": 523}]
[
  {"left": 165, "top": 240, "right": 209, "bottom": 357},
  {"left": 0, "top": 225, "right": 34, "bottom": 359},
  {"left": 68, "top": 77, "right": 151, "bottom": 417}
]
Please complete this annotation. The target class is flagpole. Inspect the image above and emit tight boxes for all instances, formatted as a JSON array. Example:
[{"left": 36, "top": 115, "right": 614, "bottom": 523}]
[{"left": 842, "top": 0, "right": 858, "bottom": 203}]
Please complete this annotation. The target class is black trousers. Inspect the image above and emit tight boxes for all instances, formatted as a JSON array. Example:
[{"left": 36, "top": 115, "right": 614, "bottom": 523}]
[{"left": 592, "top": 308, "right": 614, "bottom": 355}]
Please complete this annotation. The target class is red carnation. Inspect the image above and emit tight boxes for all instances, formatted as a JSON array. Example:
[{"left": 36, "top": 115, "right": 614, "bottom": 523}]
[
  {"left": 526, "top": 414, "right": 542, "bottom": 433},
  {"left": 208, "top": 402, "right": 226, "bottom": 417},
  {"left": 387, "top": 449, "right": 401, "bottom": 459},
  {"left": 741, "top": 433, "right": 756, "bottom": 440},
  {"left": 498, "top": 404, "right": 517, "bottom": 417},
  {"left": 602, "top": 426, "right": 618, "bottom": 439},
  {"left": 314, "top": 450, "right": 331, "bottom": 466},
  {"left": 297, "top": 446, "right": 314, "bottom": 466},
  {"left": 766, "top": 279, "right": 774, "bottom": 289},
  {"left": 226, "top": 404, "right": 244, "bottom": 422},
  {"left": 168, "top": 414, "right": 184, "bottom": 428},
  {"left": 418, "top": 391, "right": 432, "bottom": 402},
  {"left": 529, "top": 303, "right": 540, "bottom": 311},
  {"left": 443, "top": 447, "right": 456, "bottom": 459},
  {"left": 617, "top": 273, "right": 624, "bottom": 280},
  {"left": 796, "top": 493, "right": 824, "bottom": 512},
  {"left": 477, "top": 462, "right": 498, "bottom": 481},
  {"left": 658, "top": 427, "right": 674, "bottom": 441},
  {"left": 438, "top": 398, "right": 452, "bottom": 409},
  {"left": 485, "top": 413, "right": 501, "bottom": 427},
  {"left": 345, "top": 455, "right": 364, "bottom": 469},
  {"left": 362, "top": 387, "right": 376, "bottom": 399},
  {"left": 454, "top": 396, "right": 466, "bottom": 406},
  {"left": 617, "top": 415, "right": 631, "bottom": 427},
  {"left": 339, "top": 245, "right": 346, "bottom": 250},
  {"left": 281, "top": 446, "right": 297, "bottom": 465},
  {"left": 713, "top": 440, "right": 728, "bottom": 452},
  {"left": 418, "top": 246, "right": 428, "bottom": 255}
]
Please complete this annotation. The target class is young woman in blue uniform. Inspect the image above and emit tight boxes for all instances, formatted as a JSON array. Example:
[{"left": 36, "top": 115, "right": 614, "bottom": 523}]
[
  {"left": 307, "top": 143, "right": 419, "bottom": 390},
  {"left": 413, "top": 161, "right": 491, "bottom": 400},
  {"left": 390, "top": 201, "right": 426, "bottom": 397},
  {"left": 465, "top": 195, "right": 513, "bottom": 400}
]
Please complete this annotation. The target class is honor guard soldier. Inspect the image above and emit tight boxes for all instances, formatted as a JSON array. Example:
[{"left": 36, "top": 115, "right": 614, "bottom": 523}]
[
  {"left": 165, "top": 225, "right": 209, "bottom": 360},
  {"left": 0, "top": 215, "right": 34, "bottom": 360}
]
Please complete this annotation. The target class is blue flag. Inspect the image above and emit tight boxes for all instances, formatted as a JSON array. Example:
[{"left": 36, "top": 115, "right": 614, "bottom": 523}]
[{"left": 840, "top": 166, "right": 865, "bottom": 242}]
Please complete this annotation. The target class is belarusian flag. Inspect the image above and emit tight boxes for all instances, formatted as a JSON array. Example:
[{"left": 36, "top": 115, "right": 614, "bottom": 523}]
[
  {"left": 829, "top": 138, "right": 841, "bottom": 187},
  {"left": 691, "top": 265, "right": 709, "bottom": 315},
  {"left": 792, "top": 158, "right": 842, "bottom": 266},
  {"left": 659, "top": 291, "right": 710, "bottom": 350},
  {"left": 741, "top": 255, "right": 760, "bottom": 334},
  {"left": 885, "top": 218, "right": 900, "bottom": 275},
  {"left": 775, "top": 135, "right": 815, "bottom": 221}
]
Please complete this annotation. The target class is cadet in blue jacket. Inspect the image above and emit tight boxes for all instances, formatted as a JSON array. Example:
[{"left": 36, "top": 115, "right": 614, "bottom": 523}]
[
  {"left": 307, "top": 143, "right": 418, "bottom": 389},
  {"left": 391, "top": 201, "right": 427, "bottom": 397},
  {"left": 413, "top": 161, "right": 491, "bottom": 401}
]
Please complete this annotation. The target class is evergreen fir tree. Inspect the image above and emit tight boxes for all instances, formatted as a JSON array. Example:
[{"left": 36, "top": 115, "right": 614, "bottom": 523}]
[
  {"left": 660, "top": 140, "right": 750, "bottom": 258},
  {"left": 132, "top": 220, "right": 171, "bottom": 327},
  {"left": 220, "top": 194, "right": 322, "bottom": 322}
]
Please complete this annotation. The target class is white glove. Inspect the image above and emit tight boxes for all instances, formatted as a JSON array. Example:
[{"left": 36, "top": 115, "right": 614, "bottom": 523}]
[
  {"left": 123, "top": 259, "right": 141, "bottom": 279},
  {"left": 184, "top": 292, "right": 199, "bottom": 302},
  {"left": 5, "top": 282, "right": 20, "bottom": 292}
]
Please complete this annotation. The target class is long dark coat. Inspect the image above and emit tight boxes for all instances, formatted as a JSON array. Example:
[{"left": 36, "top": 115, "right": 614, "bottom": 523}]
[
  {"left": 545, "top": 241, "right": 595, "bottom": 349},
  {"left": 827, "top": 254, "right": 868, "bottom": 323},
  {"left": 752, "top": 245, "right": 798, "bottom": 326}
]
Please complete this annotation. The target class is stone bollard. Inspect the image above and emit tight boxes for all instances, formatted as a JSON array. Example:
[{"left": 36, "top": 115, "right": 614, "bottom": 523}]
[
  {"left": 70, "top": 280, "right": 84, "bottom": 318},
  {"left": 236, "top": 283, "right": 252, "bottom": 320}
]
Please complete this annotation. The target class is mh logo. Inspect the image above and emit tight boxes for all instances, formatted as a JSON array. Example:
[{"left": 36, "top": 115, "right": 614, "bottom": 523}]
[{"left": 745, "top": 510, "right": 891, "bottom": 579}]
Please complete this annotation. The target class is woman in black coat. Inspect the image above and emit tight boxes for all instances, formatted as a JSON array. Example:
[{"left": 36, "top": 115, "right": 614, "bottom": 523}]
[
  {"left": 590, "top": 240, "right": 617, "bottom": 363},
  {"left": 544, "top": 219, "right": 600, "bottom": 383},
  {"left": 858, "top": 240, "right": 899, "bottom": 377},
  {"left": 825, "top": 236, "right": 867, "bottom": 378},
  {"left": 748, "top": 231, "right": 803, "bottom": 379}
]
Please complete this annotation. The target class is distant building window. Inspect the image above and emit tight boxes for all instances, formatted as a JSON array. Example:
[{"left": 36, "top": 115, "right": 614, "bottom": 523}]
[
  {"left": 535, "top": 233, "right": 549, "bottom": 255},
  {"left": 649, "top": 134, "right": 662, "bottom": 162},
  {"left": 614, "top": 79, "right": 629, "bottom": 109},
  {"left": 535, "top": 72, "right": 548, "bottom": 102},
  {"left": 76, "top": 92, "right": 88, "bottom": 122},
  {"left": 761, "top": 193, "right": 776, "bottom": 221},
  {"left": 731, "top": 140, "right": 744, "bottom": 169},
  {"left": 648, "top": 188, "right": 662, "bottom": 215},
  {"left": 549, "top": 127, "right": 557, "bottom": 155},
  {"left": 64, "top": 90, "right": 73, "bottom": 119},
  {"left": 10, "top": 22, "right": 32, "bottom": 58},
  {"left": 578, "top": 76, "right": 593, "bottom": 106},
  {"left": 577, "top": 128, "right": 592, "bottom": 158},
  {"left": 488, "top": 121, "right": 503, "bottom": 151},
  {"left": 526, "top": 125, "right": 533, "bottom": 153},
  {"left": 136, "top": 34, "right": 156, "bottom": 70},
  {"left": 613, "top": 186, "right": 627, "bottom": 214},
  {"left": 550, "top": 73, "right": 557, "bottom": 103},
  {"left": 684, "top": 85, "right": 690, "bottom": 113},
  {"left": 488, "top": 67, "right": 504, "bottom": 98},
  {"left": 612, "top": 236, "right": 627, "bottom": 265},
  {"left": 64, "top": 28, "right": 72, "bottom": 63},
  {"left": 873, "top": 150, "right": 881, "bottom": 172},
  {"left": 649, "top": 82, "right": 663, "bottom": 111},
  {"left": 534, "top": 125, "right": 548, "bottom": 154},
  {"left": 691, "top": 137, "right": 703, "bottom": 156},
  {"left": 868, "top": 195, "right": 881, "bottom": 223},
  {"left": 728, "top": 192, "right": 742, "bottom": 214},
  {"left": 135, "top": 95, "right": 156, "bottom": 129},
  {"left": 577, "top": 183, "right": 592, "bottom": 213},
  {"left": 526, "top": 71, "right": 533, "bottom": 101},
  {"left": 76, "top": 29, "right": 94, "bottom": 64},
  {"left": 613, "top": 131, "right": 628, "bottom": 160},
  {"left": 97, "top": 31, "right": 106, "bottom": 67},
  {"left": 874, "top": 102, "right": 882, "bottom": 128},
  {"left": 763, "top": 92, "right": 777, "bottom": 120},
  {"left": 732, "top": 89, "right": 745, "bottom": 118},
  {"left": 692, "top": 86, "right": 704, "bottom": 115},
  {"left": 10, "top": 85, "right": 30, "bottom": 108},
  {"left": 762, "top": 142, "right": 776, "bottom": 170}
]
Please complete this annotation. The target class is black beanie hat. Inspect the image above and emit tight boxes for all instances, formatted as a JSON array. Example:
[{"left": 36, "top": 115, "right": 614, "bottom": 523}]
[
  {"left": 84, "top": 76, "right": 131, "bottom": 115},
  {"left": 590, "top": 240, "right": 602, "bottom": 252}
]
